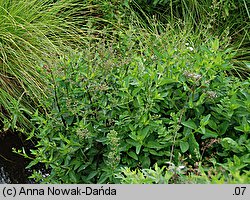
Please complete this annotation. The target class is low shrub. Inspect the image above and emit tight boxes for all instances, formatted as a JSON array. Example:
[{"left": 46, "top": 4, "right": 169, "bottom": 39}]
[{"left": 23, "top": 27, "right": 249, "bottom": 183}]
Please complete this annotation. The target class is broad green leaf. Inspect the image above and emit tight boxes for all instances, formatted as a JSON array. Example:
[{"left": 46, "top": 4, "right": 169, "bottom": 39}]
[
  {"left": 160, "top": 92, "right": 169, "bottom": 98},
  {"left": 96, "top": 137, "right": 107, "bottom": 143},
  {"left": 127, "top": 151, "right": 138, "bottom": 160},
  {"left": 26, "top": 159, "right": 39, "bottom": 169},
  {"left": 208, "top": 119, "right": 218, "bottom": 130},
  {"left": 129, "top": 133, "right": 138, "bottom": 141},
  {"left": 200, "top": 126, "right": 206, "bottom": 135},
  {"left": 200, "top": 114, "right": 211, "bottom": 126},
  {"left": 154, "top": 91, "right": 164, "bottom": 100},
  {"left": 77, "top": 163, "right": 90, "bottom": 172},
  {"left": 157, "top": 78, "right": 177, "bottom": 86},
  {"left": 137, "top": 95, "right": 144, "bottom": 106},
  {"left": 183, "top": 127, "right": 192, "bottom": 136},
  {"left": 98, "top": 172, "right": 109, "bottom": 184},
  {"left": 132, "top": 88, "right": 141, "bottom": 96},
  {"left": 136, "top": 144, "right": 142, "bottom": 154},
  {"left": 182, "top": 120, "right": 197, "bottom": 130},
  {"left": 69, "top": 171, "right": 78, "bottom": 182},
  {"left": 196, "top": 93, "right": 206, "bottom": 106},
  {"left": 188, "top": 98, "right": 194, "bottom": 108},
  {"left": 138, "top": 126, "right": 150, "bottom": 140},
  {"left": 64, "top": 116, "right": 74, "bottom": 125},
  {"left": 140, "top": 113, "right": 148, "bottom": 124},
  {"left": 140, "top": 156, "right": 151, "bottom": 168},
  {"left": 73, "top": 161, "right": 82, "bottom": 171},
  {"left": 219, "top": 121, "right": 229, "bottom": 135},
  {"left": 234, "top": 117, "right": 250, "bottom": 133},
  {"left": 201, "top": 129, "right": 218, "bottom": 139},
  {"left": 126, "top": 139, "right": 139, "bottom": 146},
  {"left": 148, "top": 149, "right": 165, "bottom": 156},
  {"left": 64, "top": 155, "right": 71, "bottom": 166},
  {"left": 180, "top": 141, "right": 189, "bottom": 153},
  {"left": 188, "top": 133, "right": 200, "bottom": 159},
  {"left": 87, "top": 171, "right": 98, "bottom": 180},
  {"left": 146, "top": 141, "right": 163, "bottom": 149}
]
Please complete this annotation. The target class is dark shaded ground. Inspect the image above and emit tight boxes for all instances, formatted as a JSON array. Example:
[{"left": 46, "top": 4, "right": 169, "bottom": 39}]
[{"left": 0, "top": 131, "right": 34, "bottom": 183}]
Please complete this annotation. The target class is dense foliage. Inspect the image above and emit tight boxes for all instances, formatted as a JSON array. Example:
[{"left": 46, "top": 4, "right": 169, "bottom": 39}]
[
  {"left": 1, "top": 0, "right": 249, "bottom": 183},
  {"left": 23, "top": 29, "right": 249, "bottom": 183}
]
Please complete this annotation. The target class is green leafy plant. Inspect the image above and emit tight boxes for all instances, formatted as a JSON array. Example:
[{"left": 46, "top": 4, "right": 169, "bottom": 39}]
[
  {"left": 117, "top": 163, "right": 175, "bottom": 184},
  {"left": 23, "top": 25, "right": 249, "bottom": 183}
]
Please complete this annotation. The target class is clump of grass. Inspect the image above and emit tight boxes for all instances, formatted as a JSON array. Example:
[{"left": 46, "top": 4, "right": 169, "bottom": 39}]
[{"left": 0, "top": 0, "right": 96, "bottom": 132}]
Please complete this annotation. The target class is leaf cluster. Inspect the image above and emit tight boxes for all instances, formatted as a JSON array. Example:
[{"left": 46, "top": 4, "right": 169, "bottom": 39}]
[{"left": 26, "top": 29, "right": 249, "bottom": 183}]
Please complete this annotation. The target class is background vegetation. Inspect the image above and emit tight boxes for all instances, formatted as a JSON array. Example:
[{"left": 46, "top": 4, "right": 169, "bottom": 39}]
[{"left": 1, "top": 0, "right": 249, "bottom": 183}]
